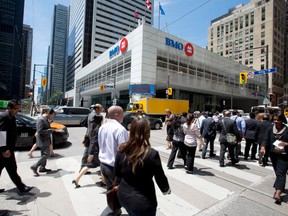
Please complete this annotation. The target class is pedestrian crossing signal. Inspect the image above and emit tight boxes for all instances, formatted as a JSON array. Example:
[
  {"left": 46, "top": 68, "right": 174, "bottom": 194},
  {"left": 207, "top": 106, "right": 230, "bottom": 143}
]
[
  {"left": 168, "top": 88, "right": 172, "bottom": 95},
  {"left": 41, "top": 77, "right": 47, "bottom": 87},
  {"left": 239, "top": 72, "right": 247, "bottom": 84}
]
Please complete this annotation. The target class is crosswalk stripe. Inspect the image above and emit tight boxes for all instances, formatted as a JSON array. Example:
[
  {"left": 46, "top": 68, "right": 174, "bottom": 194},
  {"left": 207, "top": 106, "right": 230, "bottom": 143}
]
[
  {"left": 56, "top": 157, "right": 107, "bottom": 216},
  {"left": 154, "top": 146, "right": 263, "bottom": 184}
]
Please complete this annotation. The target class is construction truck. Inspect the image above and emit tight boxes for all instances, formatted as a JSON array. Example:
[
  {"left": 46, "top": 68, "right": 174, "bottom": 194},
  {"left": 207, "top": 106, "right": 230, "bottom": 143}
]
[{"left": 126, "top": 98, "right": 189, "bottom": 120}]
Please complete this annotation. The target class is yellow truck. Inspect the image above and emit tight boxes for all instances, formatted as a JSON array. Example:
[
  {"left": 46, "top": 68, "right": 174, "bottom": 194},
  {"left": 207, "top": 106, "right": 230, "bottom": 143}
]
[{"left": 126, "top": 98, "right": 189, "bottom": 119}]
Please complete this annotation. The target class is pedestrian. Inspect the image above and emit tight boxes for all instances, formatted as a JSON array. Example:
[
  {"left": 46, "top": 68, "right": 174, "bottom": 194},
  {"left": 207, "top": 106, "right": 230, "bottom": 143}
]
[
  {"left": 0, "top": 99, "right": 33, "bottom": 194},
  {"left": 115, "top": 117, "right": 171, "bottom": 216},
  {"left": 80, "top": 103, "right": 103, "bottom": 174},
  {"left": 164, "top": 109, "right": 174, "bottom": 149},
  {"left": 196, "top": 111, "right": 206, "bottom": 151},
  {"left": 200, "top": 112, "right": 217, "bottom": 159},
  {"left": 72, "top": 114, "right": 103, "bottom": 188},
  {"left": 30, "top": 108, "right": 59, "bottom": 176},
  {"left": 260, "top": 114, "right": 288, "bottom": 205},
  {"left": 257, "top": 114, "right": 272, "bottom": 166},
  {"left": 244, "top": 112, "right": 259, "bottom": 160},
  {"left": 217, "top": 111, "right": 240, "bottom": 167},
  {"left": 212, "top": 111, "right": 220, "bottom": 123},
  {"left": 98, "top": 106, "right": 128, "bottom": 216},
  {"left": 183, "top": 114, "right": 201, "bottom": 174},
  {"left": 230, "top": 110, "right": 246, "bottom": 160},
  {"left": 167, "top": 116, "right": 187, "bottom": 169}
]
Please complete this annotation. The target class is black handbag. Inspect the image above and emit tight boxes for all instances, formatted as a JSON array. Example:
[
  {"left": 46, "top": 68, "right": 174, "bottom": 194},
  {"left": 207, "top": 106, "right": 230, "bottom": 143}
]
[{"left": 106, "top": 177, "right": 121, "bottom": 211}]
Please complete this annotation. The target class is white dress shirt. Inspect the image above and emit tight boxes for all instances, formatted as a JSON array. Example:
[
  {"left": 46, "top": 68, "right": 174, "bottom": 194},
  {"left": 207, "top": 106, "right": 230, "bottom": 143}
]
[{"left": 98, "top": 119, "right": 128, "bottom": 167}]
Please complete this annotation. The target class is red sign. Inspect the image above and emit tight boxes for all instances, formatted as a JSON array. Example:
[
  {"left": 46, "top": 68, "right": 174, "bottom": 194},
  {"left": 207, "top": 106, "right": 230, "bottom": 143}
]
[
  {"left": 120, "top": 38, "right": 128, "bottom": 53},
  {"left": 184, "top": 43, "right": 194, "bottom": 57}
]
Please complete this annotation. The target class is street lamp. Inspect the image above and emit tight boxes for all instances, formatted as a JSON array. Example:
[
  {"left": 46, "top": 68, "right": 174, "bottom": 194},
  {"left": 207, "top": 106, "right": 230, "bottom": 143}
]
[
  {"left": 166, "top": 71, "right": 183, "bottom": 99},
  {"left": 31, "top": 64, "right": 54, "bottom": 116}
]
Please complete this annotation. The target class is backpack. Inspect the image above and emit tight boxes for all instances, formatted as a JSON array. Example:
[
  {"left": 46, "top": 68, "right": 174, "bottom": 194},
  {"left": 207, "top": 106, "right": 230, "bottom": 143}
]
[{"left": 80, "top": 115, "right": 88, "bottom": 128}]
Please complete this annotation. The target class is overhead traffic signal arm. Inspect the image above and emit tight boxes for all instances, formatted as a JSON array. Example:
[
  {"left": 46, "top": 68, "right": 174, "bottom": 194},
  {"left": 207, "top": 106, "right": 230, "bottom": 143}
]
[{"left": 239, "top": 72, "right": 247, "bottom": 84}]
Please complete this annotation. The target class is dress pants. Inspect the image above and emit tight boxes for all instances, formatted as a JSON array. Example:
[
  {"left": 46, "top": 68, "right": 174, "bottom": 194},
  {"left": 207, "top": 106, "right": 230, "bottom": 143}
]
[
  {"left": 202, "top": 137, "right": 215, "bottom": 158},
  {"left": 32, "top": 145, "right": 50, "bottom": 169},
  {"left": 186, "top": 146, "right": 197, "bottom": 172},
  {"left": 167, "top": 140, "right": 187, "bottom": 168},
  {"left": 0, "top": 153, "right": 26, "bottom": 191},
  {"left": 100, "top": 163, "right": 121, "bottom": 216},
  {"left": 270, "top": 152, "right": 288, "bottom": 191},
  {"left": 219, "top": 143, "right": 237, "bottom": 166},
  {"left": 244, "top": 139, "right": 257, "bottom": 159}
]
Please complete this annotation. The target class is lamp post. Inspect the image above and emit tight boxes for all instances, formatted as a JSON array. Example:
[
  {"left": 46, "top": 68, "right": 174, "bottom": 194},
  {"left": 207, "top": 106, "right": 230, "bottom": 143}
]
[
  {"left": 31, "top": 64, "right": 54, "bottom": 116},
  {"left": 166, "top": 71, "right": 183, "bottom": 99}
]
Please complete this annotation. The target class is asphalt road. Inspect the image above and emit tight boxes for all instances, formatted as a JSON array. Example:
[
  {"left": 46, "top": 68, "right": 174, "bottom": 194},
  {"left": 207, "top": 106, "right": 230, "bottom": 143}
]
[{"left": 0, "top": 126, "right": 287, "bottom": 216}]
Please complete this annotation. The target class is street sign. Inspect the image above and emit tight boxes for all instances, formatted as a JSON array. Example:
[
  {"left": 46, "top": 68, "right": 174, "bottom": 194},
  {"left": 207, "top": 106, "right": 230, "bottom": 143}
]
[
  {"left": 247, "top": 71, "right": 254, "bottom": 78},
  {"left": 254, "top": 68, "right": 277, "bottom": 75},
  {"left": 106, "top": 85, "right": 114, "bottom": 88}
]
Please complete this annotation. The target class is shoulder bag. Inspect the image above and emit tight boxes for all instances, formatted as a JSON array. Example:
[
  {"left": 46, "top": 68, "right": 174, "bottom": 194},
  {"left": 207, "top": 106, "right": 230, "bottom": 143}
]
[{"left": 222, "top": 119, "right": 237, "bottom": 145}]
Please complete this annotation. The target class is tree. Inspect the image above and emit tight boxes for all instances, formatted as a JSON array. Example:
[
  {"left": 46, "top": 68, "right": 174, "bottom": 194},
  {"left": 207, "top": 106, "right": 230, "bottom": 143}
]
[{"left": 48, "top": 91, "right": 63, "bottom": 105}]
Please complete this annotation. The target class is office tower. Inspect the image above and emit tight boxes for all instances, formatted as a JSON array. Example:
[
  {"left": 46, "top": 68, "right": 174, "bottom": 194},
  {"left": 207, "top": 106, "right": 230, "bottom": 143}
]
[
  {"left": 21, "top": 24, "right": 33, "bottom": 99},
  {"left": 48, "top": 4, "right": 69, "bottom": 99},
  {"left": 0, "top": 0, "right": 25, "bottom": 99},
  {"left": 208, "top": 0, "right": 286, "bottom": 102},
  {"left": 66, "top": 0, "right": 154, "bottom": 92}
]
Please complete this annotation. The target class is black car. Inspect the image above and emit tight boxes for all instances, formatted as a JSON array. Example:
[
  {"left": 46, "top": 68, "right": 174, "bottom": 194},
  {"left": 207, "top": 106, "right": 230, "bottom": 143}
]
[
  {"left": 121, "top": 112, "right": 163, "bottom": 131},
  {"left": 15, "top": 114, "right": 69, "bottom": 147}
]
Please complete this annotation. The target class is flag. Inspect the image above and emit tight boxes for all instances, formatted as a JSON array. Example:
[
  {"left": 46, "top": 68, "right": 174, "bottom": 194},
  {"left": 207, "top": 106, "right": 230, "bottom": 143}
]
[
  {"left": 159, "top": 4, "right": 165, "bottom": 15},
  {"left": 135, "top": 9, "right": 139, "bottom": 19},
  {"left": 146, "top": 0, "right": 152, "bottom": 10}
]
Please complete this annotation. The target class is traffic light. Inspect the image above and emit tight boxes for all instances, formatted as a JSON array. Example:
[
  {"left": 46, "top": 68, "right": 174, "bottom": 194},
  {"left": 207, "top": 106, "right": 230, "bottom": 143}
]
[
  {"left": 41, "top": 77, "right": 47, "bottom": 87},
  {"left": 167, "top": 88, "right": 173, "bottom": 95},
  {"left": 100, "top": 84, "right": 105, "bottom": 91},
  {"left": 239, "top": 72, "right": 247, "bottom": 84}
]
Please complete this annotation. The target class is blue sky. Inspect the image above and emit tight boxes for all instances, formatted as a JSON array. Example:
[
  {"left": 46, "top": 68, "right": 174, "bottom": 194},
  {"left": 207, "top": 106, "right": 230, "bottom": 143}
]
[{"left": 24, "top": 0, "right": 250, "bottom": 93}]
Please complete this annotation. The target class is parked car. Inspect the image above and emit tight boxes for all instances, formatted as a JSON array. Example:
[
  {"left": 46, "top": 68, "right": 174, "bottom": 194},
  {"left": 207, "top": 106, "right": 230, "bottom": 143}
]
[
  {"left": 15, "top": 113, "right": 69, "bottom": 148},
  {"left": 121, "top": 112, "right": 163, "bottom": 131},
  {"left": 53, "top": 106, "right": 91, "bottom": 126}
]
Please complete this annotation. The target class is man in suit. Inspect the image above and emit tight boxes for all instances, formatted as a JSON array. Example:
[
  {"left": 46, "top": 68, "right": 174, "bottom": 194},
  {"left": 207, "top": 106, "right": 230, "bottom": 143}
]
[
  {"left": 244, "top": 112, "right": 259, "bottom": 160},
  {"left": 0, "top": 100, "right": 33, "bottom": 194},
  {"left": 31, "top": 109, "right": 58, "bottom": 176},
  {"left": 200, "top": 112, "right": 216, "bottom": 159},
  {"left": 217, "top": 111, "right": 240, "bottom": 167}
]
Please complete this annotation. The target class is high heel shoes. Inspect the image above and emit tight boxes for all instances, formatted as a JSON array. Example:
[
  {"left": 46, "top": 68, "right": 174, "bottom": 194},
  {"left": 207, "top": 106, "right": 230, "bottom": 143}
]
[
  {"left": 72, "top": 180, "right": 81, "bottom": 188},
  {"left": 273, "top": 196, "right": 281, "bottom": 205}
]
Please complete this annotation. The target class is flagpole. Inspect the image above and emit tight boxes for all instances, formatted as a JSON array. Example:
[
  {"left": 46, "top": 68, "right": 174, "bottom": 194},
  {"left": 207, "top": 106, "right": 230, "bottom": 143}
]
[{"left": 158, "top": 2, "right": 160, "bottom": 30}]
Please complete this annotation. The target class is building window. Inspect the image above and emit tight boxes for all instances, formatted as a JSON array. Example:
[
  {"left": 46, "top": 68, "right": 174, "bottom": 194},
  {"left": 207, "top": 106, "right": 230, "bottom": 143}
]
[
  {"left": 235, "top": 54, "right": 238, "bottom": 59},
  {"left": 239, "top": 53, "right": 242, "bottom": 59},
  {"left": 250, "top": 27, "right": 253, "bottom": 33},
  {"left": 245, "top": 14, "right": 249, "bottom": 27},
  {"left": 251, "top": 11, "right": 254, "bottom": 25},
  {"left": 261, "top": 31, "right": 265, "bottom": 37},
  {"left": 261, "top": 7, "right": 265, "bottom": 21},
  {"left": 261, "top": 23, "right": 265, "bottom": 29},
  {"left": 225, "top": 42, "right": 228, "bottom": 48},
  {"left": 250, "top": 51, "right": 253, "bottom": 56},
  {"left": 239, "top": 38, "right": 243, "bottom": 44},
  {"left": 261, "top": 64, "right": 264, "bottom": 69},
  {"left": 245, "top": 36, "right": 249, "bottom": 42},
  {"left": 245, "top": 29, "right": 249, "bottom": 35},
  {"left": 235, "top": 32, "right": 238, "bottom": 38},
  {"left": 229, "top": 49, "right": 233, "bottom": 54},
  {"left": 250, "top": 35, "right": 254, "bottom": 40},
  {"left": 235, "top": 40, "right": 238, "bottom": 45},
  {"left": 261, "top": 56, "right": 265, "bottom": 62},
  {"left": 245, "top": 59, "right": 248, "bottom": 65},
  {"left": 249, "top": 58, "right": 253, "bottom": 63},
  {"left": 250, "top": 43, "right": 253, "bottom": 48},
  {"left": 261, "top": 39, "right": 265, "bottom": 46},
  {"left": 245, "top": 44, "right": 249, "bottom": 49},
  {"left": 245, "top": 52, "right": 249, "bottom": 58}
]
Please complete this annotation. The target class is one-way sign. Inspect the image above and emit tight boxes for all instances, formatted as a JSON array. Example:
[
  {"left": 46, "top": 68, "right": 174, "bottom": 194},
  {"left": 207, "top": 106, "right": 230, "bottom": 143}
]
[{"left": 254, "top": 68, "right": 277, "bottom": 75}]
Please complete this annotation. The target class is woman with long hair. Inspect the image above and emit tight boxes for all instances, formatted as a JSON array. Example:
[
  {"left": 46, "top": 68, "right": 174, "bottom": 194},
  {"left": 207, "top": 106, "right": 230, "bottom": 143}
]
[
  {"left": 260, "top": 114, "right": 288, "bottom": 205},
  {"left": 114, "top": 117, "right": 171, "bottom": 216},
  {"left": 183, "top": 114, "right": 200, "bottom": 174}
]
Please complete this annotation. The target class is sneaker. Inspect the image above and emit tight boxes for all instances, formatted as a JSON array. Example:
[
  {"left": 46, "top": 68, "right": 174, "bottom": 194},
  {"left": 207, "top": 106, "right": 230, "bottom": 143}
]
[{"left": 186, "top": 170, "right": 193, "bottom": 174}]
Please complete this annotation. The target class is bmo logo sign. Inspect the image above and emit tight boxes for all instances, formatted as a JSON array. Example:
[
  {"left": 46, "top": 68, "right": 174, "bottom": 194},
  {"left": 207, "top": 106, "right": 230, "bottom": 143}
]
[
  {"left": 109, "top": 38, "right": 128, "bottom": 58},
  {"left": 165, "top": 37, "right": 194, "bottom": 57}
]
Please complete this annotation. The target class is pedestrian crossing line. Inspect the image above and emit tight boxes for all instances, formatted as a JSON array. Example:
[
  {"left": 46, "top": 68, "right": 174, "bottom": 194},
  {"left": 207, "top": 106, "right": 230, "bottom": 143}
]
[
  {"left": 56, "top": 157, "right": 107, "bottom": 216},
  {"left": 154, "top": 146, "right": 263, "bottom": 184},
  {"left": 155, "top": 185, "right": 200, "bottom": 216},
  {"left": 162, "top": 163, "right": 233, "bottom": 201}
]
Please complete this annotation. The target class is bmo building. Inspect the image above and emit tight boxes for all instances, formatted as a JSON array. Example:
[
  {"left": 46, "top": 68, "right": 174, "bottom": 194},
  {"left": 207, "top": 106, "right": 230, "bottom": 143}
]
[{"left": 74, "top": 24, "right": 265, "bottom": 112}]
